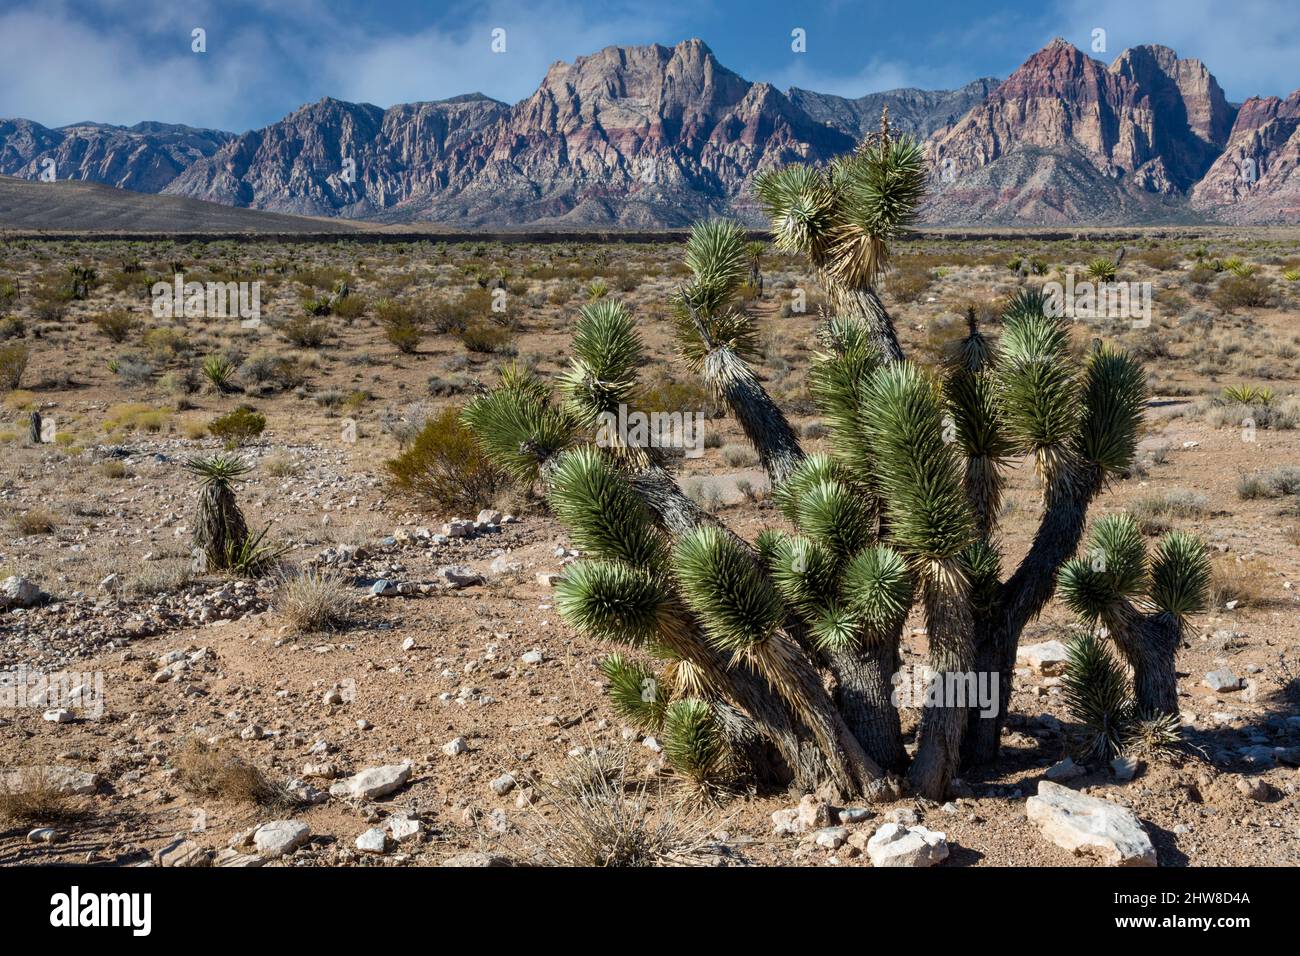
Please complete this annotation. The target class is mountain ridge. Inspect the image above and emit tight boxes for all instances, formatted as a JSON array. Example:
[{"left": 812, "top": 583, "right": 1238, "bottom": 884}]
[{"left": 2, "top": 37, "right": 1297, "bottom": 226}]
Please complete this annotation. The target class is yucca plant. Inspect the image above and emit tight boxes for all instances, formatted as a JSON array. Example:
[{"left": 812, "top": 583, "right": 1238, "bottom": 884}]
[
  {"left": 1062, "top": 629, "right": 1132, "bottom": 762},
  {"left": 465, "top": 112, "right": 1148, "bottom": 801},
  {"left": 1283, "top": 269, "right": 1300, "bottom": 282},
  {"left": 201, "top": 354, "right": 240, "bottom": 394},
  {"left": 1058, "top": 514, "right": 1210, "bottom": 715},
  {"left": 1085, "top": 257, "right": 1118, "bottom": 283},
  {"left": 1220, "top": 384, "right": 1273, "bottom": 406},
  {"left": 185, "top": 454, "right": 253, "bottom": 573}
]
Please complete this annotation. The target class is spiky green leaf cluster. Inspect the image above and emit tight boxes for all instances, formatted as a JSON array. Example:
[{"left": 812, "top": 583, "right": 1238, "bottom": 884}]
[
  {"left": 554, "top": 561, "right": 666, "bottom": 646},
  {"left": 601, "top": 654, "right": 667, "bottom": 732},
  {"left": 461, "top": 364, "right": 578, "bottom": 482},
  {"left": 1076, "top": 344, "right": 1146, "bottom": 477},
  {"left": 558, "top": 299, "right": 643, "bottom": 424},
  {"left": 1059, "top": 513, "right": 1148, "bottom": 621},
  {"left": 994, "top": 295, "right": 1080, "bottom": 456},
  {"left": 841, "top": 545, "right": 913, "bottom": 636},
  {"left": 753, "top": 164, "right": 835, "bottom": 261},
  {"left": 184, "top": 453, "right": 253, "bottom": 489},
  {"left": 662, "top": 698, "right": 726, "bottom": 790},
  {"left": 1149, "top": 531, "right": 1210, "bottom": 619},
  {"left": 1062, "top": 629, "right": 1133, "bottom": 762},
  {"left": 673, "top": 526, "right": 783, "bottom": 652},
  {"left": 548, "top": 447, "right": 663, "bottom": 568},
  {"left": 673, "top": 220, "right": 762, "bottom": 368},
  {"left": 862, "top": 362, "right": 975, "bottom": 566}
]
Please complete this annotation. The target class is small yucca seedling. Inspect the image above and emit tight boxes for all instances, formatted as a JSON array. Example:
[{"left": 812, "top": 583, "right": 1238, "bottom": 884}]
[
  {"left": 201, "top": 354, "right": 240, "bottom": 394},
  {"left": 661, "top": 698, "right": 727, "bottom": 800},
  {"left": 586, "top": 278, "right": 610, "bottom": 301},
  {"left": 1283, "top": 269, "right": 1300, "bottom": 282},
  {"left": 1062, "top": 629, "right": 1132, "bottom": 763},
  {"left": 1085, "top": 258, "right": 1117, "bottom": 282},
  {"left": 1122, "top": 711, "right": 1184, "bottom": 762},
  {"left": 1220, "top": 384, "right": 1273, "bottom": 406},
  {"left": 1228, "top": 262, "right": 1258, "bottom": 278}
]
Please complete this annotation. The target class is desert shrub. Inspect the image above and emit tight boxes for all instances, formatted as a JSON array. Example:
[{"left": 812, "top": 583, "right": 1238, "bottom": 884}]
[
  {"left": 92, "top": 308, "right": 139, "bottom": 343},
  {"left": 103, "top": 402, "right": 169, "bottom": 434},
  {"left": 1134, "top": 247, "right": 1181, "bottom": 271},
  {"left": 1209, "top": 555, "right": 1271, "bottom": 608},
  {"left": 208, "top": 405, "right": 266, "bottom": 445},
  {"left": 262, "top": 451, "right": 303, "bottom": 477},
  {"left": 720, "top": 444, "right": 756, "bottom": 467},
  {"left": 0, "top": 343, "right": 30, "bottom": 390},
  {"left": 175, "top": 738, "right": 288, "bottom": 806},
  {"left": 0, "top": 768, "right": 88, "bottom": 825},
  {"left": 241, "top": 351, "right": 304, "bottom": 393},
  {"left": 0, "top": 277, "right": 17, "bottom": 312},
  {"left": 1130, "top": 490, "right": 1208, "bottom": 534},
  {"left": 301, "top": 295, "right": 333, "bottom": 316},
  {"left": 382, "top": 311, "right": 424, "bottom": 354},
  {"left": 107, "top": 353, "right": 154, "bottom": 386},
  {"left": 884, "top": 260, "right": 934, "bottom": 302},
  {"left": 1212, "top": 274, "right": 1272, "bottom": 311},
  {"left": 461, "top": 321, "right": 515, "bottom": 354},
  {"left": 0, "top": 316, "right": 24, "bottom": 340},
  {"left": 13, "top": 507, "right": 57, "bottom": 535},
  {"left": 513, "top": 753, "right": 713, "bottom": 867},
  {"left": 1236, "top": 466, "right": 1300, "bottom": 500},
  {"left": 275, "top": 568, "right": 354, "bottom": 632},
  {"left": 279, "top": 316, "right": 330, "bottom": 348},
  {"left": 332, "top": 293, "right": 367, "bottom": 320},
  {"left": 142, "top": 326, "right": 192, "bottom": 363},
  {"left": 384, "top": 405, "right": 511, "bottom": 512}
]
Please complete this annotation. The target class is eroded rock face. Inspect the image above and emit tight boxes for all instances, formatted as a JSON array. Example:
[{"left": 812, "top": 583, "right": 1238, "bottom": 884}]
[
  {"left": 1190, "top": 91, "right": 1300, "bottom": 222},
  {"left": 1025, "top": 781, "right": 1157, "bottom": 866},
  {"left": 925, "top": 39, "right": 1237, "bottom": 223}
]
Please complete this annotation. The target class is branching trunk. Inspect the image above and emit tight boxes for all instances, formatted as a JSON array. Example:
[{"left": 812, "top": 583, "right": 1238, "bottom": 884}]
[
  {"left": 700, "top": 346, "right": 804, "bottom": 488},
  {"left": 824, "top": 627, "right": 907, "bottom": 772},
  {"left": 962, "top": 463, "right": 1102, "bottom": 768},
  {"left": 835, "top": 286, "right": 905, "bottom": 362},
  {"left": 1110, "top": 610, "right": 1182, "bottom": 716},
  {"left": 910, "top": 581, "right": 975, "bottom": 799}
]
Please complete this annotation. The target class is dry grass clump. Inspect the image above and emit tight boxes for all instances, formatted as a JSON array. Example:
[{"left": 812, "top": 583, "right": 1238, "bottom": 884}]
[
  {"left": 13, "top": 507, "right": 57, "bottom": 535},
  {"left": 1129, "top": 489, "right": 1208, "bottom": 534},
  {"left": 275, "top": 567, "right": 354, "bottom": 632},
  {"left": 0, "top": 768, "right": 89, "bottom": 825},
  {"left": 513, "top": 753, "right": 717, "bottom": 867},
  {"left": 1208, "top": 555, "right": 1273, "bottom": 609},
  {"left": 175, "top": 738, "right": 291, "bottom": 807}
]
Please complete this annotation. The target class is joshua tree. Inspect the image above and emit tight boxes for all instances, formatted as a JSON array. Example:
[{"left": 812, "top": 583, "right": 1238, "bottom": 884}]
[
  {"left": 1058, "top": 514, "right": 1210, "bottom": 716},
  {"left": 464, "top": 113, "right": 1164, "bottom": 801},
  {"left": 185, "top": 454, "right": 253, "bottom": 572},
  {"left": 746, "top": 241, "right": 765, "bottom": 298}
]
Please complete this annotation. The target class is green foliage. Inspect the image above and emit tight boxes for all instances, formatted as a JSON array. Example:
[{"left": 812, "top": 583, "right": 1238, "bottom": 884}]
[
  {"left": 0, "top": 343, "right": 30, "bottom": 391},
  {"left": 201, "top": 354, "right": 240, "bottom": 393},
  {"left": 1062, "top": 630, "right": 1132, "bottom": 762},
  {"left": 673, "top": 526, "right": 783, "bottom": 652},
  {"left": 208, "top": 405, "right": 267, "bottom": 446},
  {"left": 461, "top": 365, "right": 578, "bottom": 483},
  {"left": 548, "top": 447, "right": 663, "bottom": 568},
  {"left": 384, "top": 405, "right": 512, "bottom": 512},
  {"left": 601, "top": 654, "right": 666, "bottom": 732},
  {"left": 92, "top": 308, "right": 138, "bottom": 343},
  {"left": 662, "top": 698, "right": 726, "bottom": 792},
  {"left": 1149, "top": 531, "right": 1210, "bottom": 619}
]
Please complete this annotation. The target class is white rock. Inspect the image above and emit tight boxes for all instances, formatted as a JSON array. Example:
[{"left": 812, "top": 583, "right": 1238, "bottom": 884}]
[
  {"left": 867, "top": 823, "right": 949, "bottom": 867},
  {"left": 0, "top": 576, "right": 41, "bottom": 609},
  {"left": 1017, "top": 640, "right": 1070, "bottom": 676},
  {"left": 1045, "top": 756, "right": 1086, "bottom": 782},
  {"left": 520, "top": 649, "right": 544, "bottom": 665},
  {"left": 328, "top": 762, "right": 412, "bottom": 800},
  {"left": 387, "top": 816, "right": 421, "bottom": 843},
  {"left": 437, "top": 565, "right": 484, "bottom": 589},
  {"left": 1203, "top": 669, "right": 1241, "bottom": 693},
  {"left": 490, "top": 555, "right": 522, "bottom": 575},
  {"left": 355, "top": 828, "right": 390, "bottom": 854},
  {"left": 813, "top": 826, "right": 850, "bottom": 849},
  {"left": 42, "top": 709, "right": 75, "bottom": 724},
  {"left": 1025, "top": 780, "right": 1156, "bottom": 866},
  {"left": 535, "top": 572, "right": 563, "bottom": 588},
  {"left": 27, "top": 828, "right": 59, "bottom": 843},
  {"left": 442, "top": 737, "right": 468, "bottom": 757},
  {"left": 253, "top": 820, "right": 311, "bottom": 858},
  {"left": 0, "top": 766, "right": 99, "bottom": 796},
  {"left": 1111, "top": 755, "right": 1139, "bottom": 782},
  {"left": 476, "top": 509, "right": 503, "bottom": 525},
  {"left": 489, "top": 773, "right": 516, "bottom": 796}
]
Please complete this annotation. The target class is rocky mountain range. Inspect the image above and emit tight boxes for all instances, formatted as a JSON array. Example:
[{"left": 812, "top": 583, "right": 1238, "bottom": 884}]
[{"left": 2, "top": 37, "right": 1298, "bottom": 226}]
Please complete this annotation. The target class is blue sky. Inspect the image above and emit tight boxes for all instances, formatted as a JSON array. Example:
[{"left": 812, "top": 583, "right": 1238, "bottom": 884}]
[{"left": 2, "top": 0, "right": 1298, "bottom": 132}]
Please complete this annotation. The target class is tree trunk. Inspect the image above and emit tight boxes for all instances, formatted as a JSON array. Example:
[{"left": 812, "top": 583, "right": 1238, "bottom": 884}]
[
  {"left": 701, "top": 346, "right": 804, "bottom": 488},
  {"left": 961, "top": 464, "right": 1100, "bottom": 768},
  {"left": 825, "top": 628, "right": 907, "bottom": 772},
  {"left": 910, "top": 581, "right": 975, "bottom": 799},
  {"left": 1111, "top": 611, "right": 1182, "bottom": 716},
  {"left": 837, "top": 287, "right": 905, "bottom": 362}
]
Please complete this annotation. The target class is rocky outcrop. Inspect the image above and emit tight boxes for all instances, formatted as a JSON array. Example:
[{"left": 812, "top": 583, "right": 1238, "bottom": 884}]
[
  {"left": 925, "top": 39, "right": 1237, "bottom": 223},
  {"left": 0, "top": 120, "right": 232, "bottom": 193},
  {"left": 789, "top": 78, "right": 1000, "bottom": 140},
  {"left": 1190, "top": 91, "right": 1300, "bottom": 222}
]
